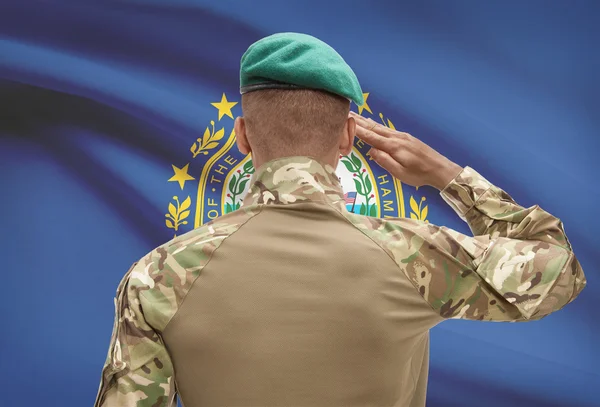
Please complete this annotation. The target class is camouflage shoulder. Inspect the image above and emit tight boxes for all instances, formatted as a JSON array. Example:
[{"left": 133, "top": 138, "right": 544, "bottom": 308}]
[
  {"left": 340, "top": 211, "right": 443, "bottom": 266},
  {"left": 339, "top": 211, "right": 499, "bottom": 319},
  {"left": 129, "top": 204, "right": 263, "bottom": 331},
  {"left": 340, "top": 212, "right": 438, "bottom": 299}
]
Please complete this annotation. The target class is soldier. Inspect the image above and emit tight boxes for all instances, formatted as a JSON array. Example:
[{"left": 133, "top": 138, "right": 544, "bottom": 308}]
[{"left": 95, "top": 33, "right": 586, "bottom": 407}]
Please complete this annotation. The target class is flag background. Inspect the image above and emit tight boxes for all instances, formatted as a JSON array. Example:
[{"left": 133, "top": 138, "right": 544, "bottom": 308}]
[{"left": 0, "top": 1, "right": 598, "bottom": 406}]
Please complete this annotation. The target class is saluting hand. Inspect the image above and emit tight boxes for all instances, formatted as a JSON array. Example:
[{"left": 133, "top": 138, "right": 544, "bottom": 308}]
[{"left": 349, "top": 112, "right": 463, "bottom": 190}]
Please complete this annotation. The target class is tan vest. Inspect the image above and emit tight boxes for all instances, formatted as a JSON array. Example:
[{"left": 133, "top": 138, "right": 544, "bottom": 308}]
[
  {"left": 164, "top": 199, "right": 439, "bottom": 406},
  {"left": 95, "top": 156, "right": 585, "bottom": 407}
]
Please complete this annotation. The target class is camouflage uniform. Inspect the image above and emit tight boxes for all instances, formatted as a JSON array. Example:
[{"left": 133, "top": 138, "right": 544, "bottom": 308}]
[{"left": 95, "top": 156, "right": 586, "bottom": 407}]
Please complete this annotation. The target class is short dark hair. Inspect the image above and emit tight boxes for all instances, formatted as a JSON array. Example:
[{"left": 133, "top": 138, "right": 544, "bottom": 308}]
[{"left": 241, "top": 89, "right": 350, "bottom": 158}]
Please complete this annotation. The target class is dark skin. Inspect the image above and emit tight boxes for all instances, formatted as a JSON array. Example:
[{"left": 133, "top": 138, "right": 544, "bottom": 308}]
[
  {"left": 234, "top": 115, "right": 356, "bottom": 170},
  {"left": 350, "top": 111, "right": 463, "bottom": 190}
]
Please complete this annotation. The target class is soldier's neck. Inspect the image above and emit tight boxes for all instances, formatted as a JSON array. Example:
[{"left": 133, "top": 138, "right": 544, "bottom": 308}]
[{"left": 250, "top": 152, "right": 338, "bottom": 172}]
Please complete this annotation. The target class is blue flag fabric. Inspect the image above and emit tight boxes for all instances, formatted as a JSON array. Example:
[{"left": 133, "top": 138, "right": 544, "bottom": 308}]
[{"left": 0, "top": 1, "right": 598, "bottom": 406}]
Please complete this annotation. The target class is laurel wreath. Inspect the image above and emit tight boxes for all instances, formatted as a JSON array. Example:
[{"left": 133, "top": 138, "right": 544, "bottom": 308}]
[
  {"left": 340, "top": 152, "right": 376, "bottom": 216},
  {"left": 165, "top": 101, "right": 232, "bottom": 235},
  {"left": 165, "top": 195, "right": 191, "bottom": 232},
  {"left": 190, "top": 120, "right": 225, "bottom": 158},
  {"left": 409, "top": 194, "right": 428, "bottom": 222},
  {"left": 224, "top": 160, "right": 255, "bottom": 214}
]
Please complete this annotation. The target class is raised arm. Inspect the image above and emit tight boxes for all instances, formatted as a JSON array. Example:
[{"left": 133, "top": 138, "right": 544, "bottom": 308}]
[{"left": 350, "top": 112, "right": 586, "bottom": 321}]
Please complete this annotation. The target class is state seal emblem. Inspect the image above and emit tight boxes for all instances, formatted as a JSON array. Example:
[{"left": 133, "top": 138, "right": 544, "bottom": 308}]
[{"left": 164, "top": 92, "right": 430, "bottom": 236}]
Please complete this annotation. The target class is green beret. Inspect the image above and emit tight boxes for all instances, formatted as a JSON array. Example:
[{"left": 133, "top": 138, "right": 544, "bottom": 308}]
[{"left": 240, "top": 32, "right": 364, "bottom": 106}]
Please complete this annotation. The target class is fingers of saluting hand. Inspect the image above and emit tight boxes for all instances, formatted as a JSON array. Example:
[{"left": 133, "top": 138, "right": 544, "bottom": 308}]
[
  {"left": 349, "top": 112, "right": 396, "bottom": 151},
  {"left": 368, "top": 147, "right": 406, "bottom": 177},
  {"left": 349, "top": 111, "right": 414, "bottom": 141},
  {"left": 355, "top": 125, "right": 391, "bottom": 149},
  {"left": 350, "top": 112, "right": 389, "bottom": 134}
]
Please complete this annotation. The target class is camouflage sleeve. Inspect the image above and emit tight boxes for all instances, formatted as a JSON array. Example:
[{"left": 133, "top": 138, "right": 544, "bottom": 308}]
[
  {"left": 419, "top": 166, "right": 587, "bottom": 321},
  {"left": 94, "top": 262, "right": 177, "bottom": 407}
]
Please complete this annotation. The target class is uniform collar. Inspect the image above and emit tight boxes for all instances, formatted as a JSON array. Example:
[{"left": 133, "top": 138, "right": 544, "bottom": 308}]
[{"left": 242, "top": 156, "right": 346, "bottom": 210}]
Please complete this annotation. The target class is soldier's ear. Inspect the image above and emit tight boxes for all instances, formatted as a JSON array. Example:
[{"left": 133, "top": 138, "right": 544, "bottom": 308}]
[
  {"left": 234, "top": 117, "right": 251, "bottom": 155},
  {"left": 339, "top": 116, "right": 356, "bottom": 155}
]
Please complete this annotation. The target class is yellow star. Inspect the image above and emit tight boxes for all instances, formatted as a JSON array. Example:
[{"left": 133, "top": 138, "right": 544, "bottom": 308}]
[
  {"left": 211, "top": 93, "right": 238, "bottom": 120},
  {"left": 168, "top": 163, "right": 195, "bottom": 190},
  {"left": 357, "top": 92, "right": 373, "bottom": 115}
]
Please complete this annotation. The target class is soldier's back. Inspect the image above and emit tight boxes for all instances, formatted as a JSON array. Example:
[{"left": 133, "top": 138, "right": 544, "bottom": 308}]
[{"left": 160, "top": 195, "right": 437, "bottom": 407}]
